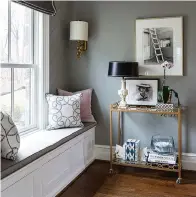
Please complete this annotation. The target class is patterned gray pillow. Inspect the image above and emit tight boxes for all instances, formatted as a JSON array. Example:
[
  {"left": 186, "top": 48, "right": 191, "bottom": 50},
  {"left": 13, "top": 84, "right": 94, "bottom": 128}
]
[
  {"left": 46, "top": 93, "right": 84, "bottom": 130},
  {"left": 1, "top": 112, "right": 20, "bottom": 160}
]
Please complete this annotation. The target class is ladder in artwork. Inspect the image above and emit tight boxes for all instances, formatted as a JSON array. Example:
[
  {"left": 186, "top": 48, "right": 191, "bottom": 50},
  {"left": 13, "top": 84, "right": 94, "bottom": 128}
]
[{"left": 149, "top": 28, "right": 164, "bottom": 63}]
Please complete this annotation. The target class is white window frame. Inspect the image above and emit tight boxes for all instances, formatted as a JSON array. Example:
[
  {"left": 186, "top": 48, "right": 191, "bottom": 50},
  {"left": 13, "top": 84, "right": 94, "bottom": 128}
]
[
  {"left": 36, "top": 13, "right": 49, "bottom": 131},
  {"left": 0, "top": 3, "right": 49, "bottom": 134}
]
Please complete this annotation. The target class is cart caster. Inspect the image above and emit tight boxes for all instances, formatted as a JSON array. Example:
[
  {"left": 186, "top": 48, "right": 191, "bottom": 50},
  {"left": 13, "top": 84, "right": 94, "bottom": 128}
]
[
  {"left": 109, "top": 169, "right": 115, "bottom": 175},
  {"left": 176, "top": 178, "right": 182, "bottom": 184}
]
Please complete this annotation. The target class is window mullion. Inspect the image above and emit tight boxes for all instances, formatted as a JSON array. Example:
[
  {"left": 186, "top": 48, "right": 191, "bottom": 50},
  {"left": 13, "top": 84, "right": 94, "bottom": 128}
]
[
  {"left": 9, "top": 1, "right": 14, "bottom": 118},
  {"left": 8, "top": 0, "right": 11, "bottom": 62},
  {"left": 32, "top": 10, "right": 34, "bottom": 64},
  {"left": 34, "top": 11, "right": 40, "bottom": 129},
  {"left": 1, "top": 63, "right": 36, "bottom": 68},
  {"left": 29, "top": 10, "right": 34, "bottom": 126},
  {"left": 11, "top": 68, "right": 14, "bottom": 118}
]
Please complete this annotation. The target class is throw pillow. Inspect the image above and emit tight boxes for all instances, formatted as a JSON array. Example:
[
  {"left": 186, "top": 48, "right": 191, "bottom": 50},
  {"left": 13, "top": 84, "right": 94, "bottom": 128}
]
[
  {"left": 46, "top": 93, "right": 84, "bottom": 130},
  {"left": 1, "top": 112, "right": 20, "bottom": 160},
  {"left": 57, "top": 88, "right": 95, "bottom": 122}
]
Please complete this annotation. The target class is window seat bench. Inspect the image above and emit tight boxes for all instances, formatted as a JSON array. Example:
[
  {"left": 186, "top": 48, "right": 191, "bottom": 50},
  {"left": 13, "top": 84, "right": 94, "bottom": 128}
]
[{"left": 1, "top": 122, "right": 96, "bottom": 197}]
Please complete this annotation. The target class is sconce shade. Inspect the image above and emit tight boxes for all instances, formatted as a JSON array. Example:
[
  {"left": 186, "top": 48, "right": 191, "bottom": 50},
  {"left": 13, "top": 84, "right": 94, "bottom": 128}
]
[
  {"left": 108, "top": 61, "right": 139, "bottom": 77},
  {"left": 70, "top": 21, "right": 88, "bottom": 41}
]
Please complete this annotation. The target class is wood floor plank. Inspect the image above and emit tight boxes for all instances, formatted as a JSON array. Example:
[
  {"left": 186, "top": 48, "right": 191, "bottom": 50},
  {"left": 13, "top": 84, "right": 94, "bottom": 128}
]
[
  {"left": 96, "top": 174, "right": 196, "bottom": 197},
  {"left": 59, "top": 160, "right": 196, "bottom": 197}
]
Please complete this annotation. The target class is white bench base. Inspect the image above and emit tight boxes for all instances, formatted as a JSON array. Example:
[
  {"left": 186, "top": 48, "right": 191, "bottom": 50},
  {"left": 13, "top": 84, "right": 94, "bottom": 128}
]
[{"left": 1, "top": 127, "right": 95, "bottom": 197}]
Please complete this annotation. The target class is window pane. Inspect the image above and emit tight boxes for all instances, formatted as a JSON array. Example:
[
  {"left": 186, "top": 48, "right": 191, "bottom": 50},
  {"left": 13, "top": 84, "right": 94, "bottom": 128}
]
[
  {"left": 0, "top": 68, "right": 11, "bottom": 115},
  {"left": 13, "top": 68, "right": 34, "bottom": 130},
  {"left": 11, "top": 2, "right": 33, "bottom": 64},
  {"left": 0, "top": 0, "right": 8, "bottom": 62}
]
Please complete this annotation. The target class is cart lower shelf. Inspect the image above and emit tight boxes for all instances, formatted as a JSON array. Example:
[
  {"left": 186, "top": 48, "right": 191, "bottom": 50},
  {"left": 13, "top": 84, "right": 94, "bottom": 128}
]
[{"left": 112, "top": 158, "right": 179, "bottom": 172}]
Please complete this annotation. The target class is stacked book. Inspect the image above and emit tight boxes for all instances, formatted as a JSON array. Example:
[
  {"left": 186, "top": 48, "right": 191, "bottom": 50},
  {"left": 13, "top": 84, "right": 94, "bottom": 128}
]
[{"left": 148, "top": 150, "right": 177, "bottom": 165}]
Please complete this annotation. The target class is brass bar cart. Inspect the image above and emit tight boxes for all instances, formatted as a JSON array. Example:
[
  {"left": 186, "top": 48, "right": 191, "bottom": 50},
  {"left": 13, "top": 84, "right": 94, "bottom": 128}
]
[{"left": 109, "top": 104, "right": 182, "bottom": 184}]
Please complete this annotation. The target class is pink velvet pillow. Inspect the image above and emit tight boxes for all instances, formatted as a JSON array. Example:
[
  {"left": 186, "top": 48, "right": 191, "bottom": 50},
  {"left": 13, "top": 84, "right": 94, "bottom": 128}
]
[{"left": 57, "top": 88, "right": 95, "bottom": 122}]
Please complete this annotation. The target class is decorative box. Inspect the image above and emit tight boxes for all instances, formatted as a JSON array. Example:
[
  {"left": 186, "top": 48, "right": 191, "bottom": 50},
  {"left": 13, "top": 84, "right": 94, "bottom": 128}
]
[
  {"left": 156, "top": 103, "right": 174, "bottom": 111},
  {"left": 125, "top": 139, "right": 140, "bottom": 162}
]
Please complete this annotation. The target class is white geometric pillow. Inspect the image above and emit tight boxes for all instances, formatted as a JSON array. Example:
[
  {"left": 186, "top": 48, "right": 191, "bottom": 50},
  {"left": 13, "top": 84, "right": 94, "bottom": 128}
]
[
  {"left": 1, "top": 112, "right": 20, "bottom": 160},
  {"left": 46, "top": 93, "right": 84, "bottom": 130}
]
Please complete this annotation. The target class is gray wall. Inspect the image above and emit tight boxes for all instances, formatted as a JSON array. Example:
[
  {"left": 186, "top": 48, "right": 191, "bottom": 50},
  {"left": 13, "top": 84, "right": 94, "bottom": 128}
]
[
  {"left": 49, "top": 1, "right": 72, "bottom": 94},
  {"left": 62, "top": 1, "right": 196, "bottom": 153}
]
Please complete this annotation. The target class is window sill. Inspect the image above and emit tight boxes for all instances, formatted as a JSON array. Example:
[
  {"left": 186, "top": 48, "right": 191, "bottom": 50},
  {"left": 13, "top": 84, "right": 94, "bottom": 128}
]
[
  {"left": 19, "top": 125, "right": 39, "bottom": 137},
  {"left": 1, "top": 122, "right": 97, "bottom": 179}
]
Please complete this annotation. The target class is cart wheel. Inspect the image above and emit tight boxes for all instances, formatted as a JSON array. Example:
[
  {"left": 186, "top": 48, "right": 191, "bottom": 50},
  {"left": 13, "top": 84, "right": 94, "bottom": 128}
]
[
  {"left": 109, "top": 168, "right": 115, "bottom": 175},
  {"left": 176, "top": 178, "right": 182, "bottom": 184}
]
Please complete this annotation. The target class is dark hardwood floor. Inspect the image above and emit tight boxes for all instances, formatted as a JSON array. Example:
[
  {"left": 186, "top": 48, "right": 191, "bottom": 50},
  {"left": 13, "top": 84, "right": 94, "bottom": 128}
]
[{"left": 58, "top": 160, "right": 196, "bottom": 197}]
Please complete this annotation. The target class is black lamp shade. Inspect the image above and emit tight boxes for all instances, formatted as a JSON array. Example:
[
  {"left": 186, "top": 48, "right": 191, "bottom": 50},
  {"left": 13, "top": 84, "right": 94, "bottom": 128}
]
[{"left": 108, "top": 61, "right": 138, "bottom": 77}]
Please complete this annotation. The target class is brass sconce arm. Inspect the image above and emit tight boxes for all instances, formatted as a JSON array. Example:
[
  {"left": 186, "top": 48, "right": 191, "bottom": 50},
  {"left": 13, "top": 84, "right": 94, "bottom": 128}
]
[{"left": 76, "top": 41, "right": 87, "bottom": 59}]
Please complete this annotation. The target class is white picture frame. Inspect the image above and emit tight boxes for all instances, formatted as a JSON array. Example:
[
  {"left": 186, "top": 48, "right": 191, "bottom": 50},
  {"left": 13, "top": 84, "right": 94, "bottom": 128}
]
[
  {"left": 126, "top": 79, "right": 158, "bottom": 106},
  {"left": 136, "top": 17, "right": 183, "bottom": 76}
]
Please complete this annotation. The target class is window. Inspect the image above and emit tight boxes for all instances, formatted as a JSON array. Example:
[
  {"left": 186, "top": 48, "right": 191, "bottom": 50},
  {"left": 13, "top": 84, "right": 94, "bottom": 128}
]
[{"left": 0, "top": 0, "right": 49, "bottom": 134}]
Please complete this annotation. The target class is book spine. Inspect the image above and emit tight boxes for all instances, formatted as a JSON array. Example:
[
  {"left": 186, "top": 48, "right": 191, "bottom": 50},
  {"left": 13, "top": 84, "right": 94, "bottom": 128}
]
[
  {"left": 148, "top": 154, "right": 176, "bottom": 161},
  {"left": 148, "top": 158, "right": 176, "bottom": 164},
  {"left": 148, "top": 154, "right": 176, "bottom": 164}
]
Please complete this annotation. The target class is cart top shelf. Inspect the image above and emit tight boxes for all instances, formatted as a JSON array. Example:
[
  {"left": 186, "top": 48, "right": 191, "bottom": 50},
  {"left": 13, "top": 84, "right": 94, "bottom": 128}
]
[{"left": 110, "top": 103, "right": 182, "bottom": 115}]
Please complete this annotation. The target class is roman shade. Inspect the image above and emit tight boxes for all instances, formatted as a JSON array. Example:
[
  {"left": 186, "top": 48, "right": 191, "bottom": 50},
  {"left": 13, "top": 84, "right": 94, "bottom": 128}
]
[{"left": 12, "top": 0, "right": 56, "bottom": 16}]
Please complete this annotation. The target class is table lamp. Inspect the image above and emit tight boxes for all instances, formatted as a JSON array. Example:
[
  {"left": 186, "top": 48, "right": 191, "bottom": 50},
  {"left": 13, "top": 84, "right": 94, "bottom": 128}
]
[{"left": 108, "top": 61, "right": 139, "bottom": 108}]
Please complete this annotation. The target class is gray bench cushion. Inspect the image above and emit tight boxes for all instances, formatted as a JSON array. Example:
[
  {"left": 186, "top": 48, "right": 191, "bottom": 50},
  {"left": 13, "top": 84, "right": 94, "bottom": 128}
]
[{"left": 1, "top": 122, "right": 96, "bottom": 179}]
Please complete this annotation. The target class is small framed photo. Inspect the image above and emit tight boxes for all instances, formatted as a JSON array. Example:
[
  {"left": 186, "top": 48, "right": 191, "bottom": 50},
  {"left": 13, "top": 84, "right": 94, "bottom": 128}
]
[
  {"left": 136, "top": 17, "right": 183, "bottom": 76},
  {"left": 126, "top": 78, "right": 159, "bottom": 106}
]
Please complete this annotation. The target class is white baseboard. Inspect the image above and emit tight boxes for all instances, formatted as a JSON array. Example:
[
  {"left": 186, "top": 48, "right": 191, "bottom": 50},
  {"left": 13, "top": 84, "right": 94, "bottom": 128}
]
[{"left": 95, "top": 145, "right": 196, "bottom": 171}]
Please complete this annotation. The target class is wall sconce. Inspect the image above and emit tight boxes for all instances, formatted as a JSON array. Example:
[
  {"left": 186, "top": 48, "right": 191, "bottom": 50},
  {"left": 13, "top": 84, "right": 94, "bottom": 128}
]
[{"left": 70, "top": 21, "right": 88, "bottom": 58}]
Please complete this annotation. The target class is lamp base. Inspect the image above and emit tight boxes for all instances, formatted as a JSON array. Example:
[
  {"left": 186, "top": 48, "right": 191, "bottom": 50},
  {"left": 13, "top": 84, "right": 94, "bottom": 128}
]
[
  {"left": 118, "top": 78, "right": 128, "bottom": 108},
  {"left": 118, "top": 104, "right": 127, "bottom": 109}
]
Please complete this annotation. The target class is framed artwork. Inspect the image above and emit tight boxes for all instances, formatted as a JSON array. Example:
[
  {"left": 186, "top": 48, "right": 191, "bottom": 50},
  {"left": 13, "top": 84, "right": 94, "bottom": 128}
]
[
  {"left": 126, "top": 78, "right": 158, "bottom": 106},
  {"left": 136, "top": 17, "right": 183, "bottom": 76}
]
